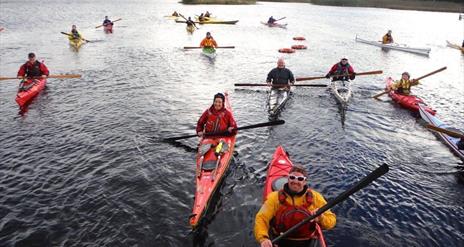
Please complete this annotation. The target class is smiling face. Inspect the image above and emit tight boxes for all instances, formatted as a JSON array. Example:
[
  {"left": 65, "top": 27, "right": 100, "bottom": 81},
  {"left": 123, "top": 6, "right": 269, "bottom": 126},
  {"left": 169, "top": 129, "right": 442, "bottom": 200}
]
[
  {"left": 213, "top": 97, "right": 223, "bottom": 110},
  {"left": 341, "top": 59, "right": 348, "bottom": 65},
  {"left": 402, "top": 73, "right": 410, "bottom": 80},
  {"left": 287, "top": 171, "right": 306, "bottom": 193}
]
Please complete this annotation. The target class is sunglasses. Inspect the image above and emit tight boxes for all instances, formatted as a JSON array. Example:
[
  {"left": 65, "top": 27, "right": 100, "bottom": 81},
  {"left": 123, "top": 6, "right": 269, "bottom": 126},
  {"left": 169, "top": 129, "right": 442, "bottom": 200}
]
[{"left": 289, "top": 175, "right": 306, "bottom": 181}]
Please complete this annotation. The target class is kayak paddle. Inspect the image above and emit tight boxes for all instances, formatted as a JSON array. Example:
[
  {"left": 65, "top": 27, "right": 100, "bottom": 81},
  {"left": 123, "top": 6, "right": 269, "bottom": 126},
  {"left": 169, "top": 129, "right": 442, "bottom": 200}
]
[
  {"left": 0, "top": 74, "right": 82, "bottom": 81},
  {"left": 179, "top": 14, "right": 199, "bottom": 29},
  {"left": 425, "top": 124, "right": 464, "bottom": 138},
  {"left": 234, "top": 83, "right": 327, "bottom": 87},
  {"left": 296, "top": 70, "right": 383, "bottom": 82},
  {"left": 372, "top": 66, "right": 447, "bottom": 99},
  {"left": 184, "top": 46, "right": 234, "bottom": 49},
  {"left": 162, "top": 120, "right": 285, "bottom": 141},
  {"left": 60, "top": 32, "right": 91, "bottom": 43},
  {"left": 275, "top": 17, "right": 286, "bottom": 22},
  {"left": 95, "top": 18, "right": 122, "bottom": 28},
  {"left": 272, "top": 163, "right": 389, "bottom": 244}
]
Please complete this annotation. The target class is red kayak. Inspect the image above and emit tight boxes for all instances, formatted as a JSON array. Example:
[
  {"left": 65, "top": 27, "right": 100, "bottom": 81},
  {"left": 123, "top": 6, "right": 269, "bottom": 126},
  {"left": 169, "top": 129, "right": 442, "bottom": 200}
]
[
  {"left": 386, "top": 77, "right": 436, "bottom": 115},
  {"left": 15, "top": 78, "right": 47, "bottom": 107},
  {"left": 104, "top": 24, "right": 113, "bottom": 33},
  {"left": 189, "top": 92, "right": 236, "bottom": 228},
  {"left": 263, "top": 146, "right": 327, "bottom": 247}
]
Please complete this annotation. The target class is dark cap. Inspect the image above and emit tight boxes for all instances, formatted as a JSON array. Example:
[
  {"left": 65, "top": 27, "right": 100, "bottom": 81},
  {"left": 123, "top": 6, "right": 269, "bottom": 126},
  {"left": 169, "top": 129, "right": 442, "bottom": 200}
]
[
  {"left": 206, "top": 32, "right": 211, "bottom": 35},
  {"left": 28, "top": 53, "right": 36, "bottom": 58},
  {"left": 214, "top": 93, "right": 225, "bottom": 102}
]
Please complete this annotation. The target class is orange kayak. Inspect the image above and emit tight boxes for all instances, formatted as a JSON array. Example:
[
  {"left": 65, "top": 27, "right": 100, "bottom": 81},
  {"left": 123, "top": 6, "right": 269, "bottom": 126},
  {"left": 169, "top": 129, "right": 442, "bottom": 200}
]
[
  {"left": 263, "top": 146, "right": 327, "bottom": 247},
  {"left": 189, "top": 92, "right": 236, "bottom": 228},
  {"left": 16, "top": 78, "right": 47, "bottom": 107}
]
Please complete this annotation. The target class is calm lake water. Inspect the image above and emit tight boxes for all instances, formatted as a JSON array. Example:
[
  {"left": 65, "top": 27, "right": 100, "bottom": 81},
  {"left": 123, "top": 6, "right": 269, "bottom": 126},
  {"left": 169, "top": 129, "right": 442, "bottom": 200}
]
[{"left": 0, "top": 0, "right": 463, "bottom": 246}]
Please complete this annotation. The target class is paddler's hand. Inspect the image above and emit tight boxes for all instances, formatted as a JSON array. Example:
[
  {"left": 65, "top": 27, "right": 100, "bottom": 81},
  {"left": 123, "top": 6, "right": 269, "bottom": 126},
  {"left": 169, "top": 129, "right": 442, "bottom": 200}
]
[
  {"left": 197, "top": 131, "right": 204, "bottom": 137},
  {"left": 41, "top": 75, "right": 47, "bottom": 78},
  {"left": 260, "top": 239, "right": 274, "bottom": 247},
  {"left": 227, "top": 127, "right": 234, "bottom": 133},
  {"left": 17, "top": 76, "right": 23, "bottom": 79},
  {"left": 312, "top": 208, "right": 321, "bottom": 223},
  {"left": 325, "top": 73, "right": 330, "bottom": 79}
]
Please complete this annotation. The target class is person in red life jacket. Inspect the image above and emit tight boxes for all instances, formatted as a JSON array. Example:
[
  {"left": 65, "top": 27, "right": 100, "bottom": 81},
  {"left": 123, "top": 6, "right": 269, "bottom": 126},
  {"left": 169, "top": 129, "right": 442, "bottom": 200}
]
[
  {"left": 196, "top": 93, "right": 237, "bottom": 137},
  {"left": 254, "top": 165, "right": 336, "bottom": 247},
  {"left": 325, "top": 58, "right": 355, "bottom": 81},
  {"left": 16, "top": 53, "right": 49, "bottom": 91}
]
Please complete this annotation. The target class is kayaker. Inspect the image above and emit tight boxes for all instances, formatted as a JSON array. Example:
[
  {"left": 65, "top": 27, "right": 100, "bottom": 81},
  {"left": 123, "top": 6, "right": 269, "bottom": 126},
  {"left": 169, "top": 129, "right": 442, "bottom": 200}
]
[
  {"left": 102, "top": 16, "right": 113, "bottom": 27},
  {"left": 69, "top": 25, "right": 82, "bottom": 41},
  {"left": 382, "top": 30, "right": 394, "bottom": 44},
  {"left": 16, "top": 53, "right": 49, "bottom": 91},
  {"left": 205, "top": 11, "right": 211, "bottom": 18},
  {"left": 266, "top": 58, "right": 295, "bottom": 89},
  {"left": 198, "top": 13, "right": 205, "bottom": 22},
  {"left": 186, "top": 17, "right": 198, "bottom": 30},
  {"left": 254, "top": 165, "right": 336, "bottom": 247},
  {"left": 172, "top": 11, "right": 179, "bottom": 17},
  {"left": 325, "top": 58, "right": 356, "bottom": 81},
  {"left": 196, "top": 93, "right": 237, "bottom": 137},
  {"left": 388, "top": 72, "right": 419, "bottom": 96},
  {"left": 267, "top": 16, "right": 276, "bottom": 24},
  {"left": 200, "top": 32, "right": 217, "bottom": 48}
]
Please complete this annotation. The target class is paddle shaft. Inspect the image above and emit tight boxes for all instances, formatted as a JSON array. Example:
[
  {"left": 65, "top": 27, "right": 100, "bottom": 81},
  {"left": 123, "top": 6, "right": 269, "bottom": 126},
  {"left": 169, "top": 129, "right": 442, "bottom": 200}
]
[
  {"left": 163, "top": 120, "right": 285, "bottom": 141},
  {"left": 234, "top": 83, "right": 326, "bottom": 87},
  {"left": 372, "top": 67, "right": 447, "bottom": 99},
  {"left": 425, "top": 124, "right": 464, "bottom": 138},
  {"left": 296, "top": 70, "right": 383, "bottom": 82},
  {"left": 275, "top": 17, "right": 286, "bottom": 22},
  {"left": 0, "top": 74, "right": 81, "bottom": 81},
  {"left": 272, "top": 164, "right": 389, "bottom": 243},
  {"left": 95, "top": 18, "right": 122, "bottom": 28},
  {"left": 184, "top": 46, "right": 234, "bottom": 49}
]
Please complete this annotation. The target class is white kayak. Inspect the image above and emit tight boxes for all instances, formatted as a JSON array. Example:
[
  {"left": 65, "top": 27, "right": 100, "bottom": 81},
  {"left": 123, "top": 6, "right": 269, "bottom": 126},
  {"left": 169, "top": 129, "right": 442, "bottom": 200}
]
[
  {"left": 261, "top": 21, "right": 287, "bottom": 29},
  {"left": 330, "top": 80, "right": 352, "bottom": 106},
  {"left": 418, "top": 104, "right": 464, "bottom": 161},
  {"left": 355, "top": 36, "right": 431, "bottom": 56},
  {"left": 268, "top": 88, "right": 290, "bottom": 117}
]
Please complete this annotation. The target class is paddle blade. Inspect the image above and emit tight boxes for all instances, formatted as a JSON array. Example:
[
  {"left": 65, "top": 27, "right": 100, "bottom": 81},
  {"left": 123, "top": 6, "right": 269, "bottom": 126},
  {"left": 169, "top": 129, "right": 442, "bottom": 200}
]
[
  {"left": 425, "top": 124, "right": 464, "bottom": 138},
  {"left": 272, "top": 163, "right": 389, "bottom": 243}
]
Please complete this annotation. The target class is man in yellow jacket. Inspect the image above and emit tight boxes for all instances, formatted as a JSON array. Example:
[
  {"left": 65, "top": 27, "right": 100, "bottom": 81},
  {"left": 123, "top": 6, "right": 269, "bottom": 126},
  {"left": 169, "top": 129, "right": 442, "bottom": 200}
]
[
  {"left": 254, "top": 165, "right": 336, "bottom": 247},
  {"left": 389, "top": 72, "right": 419, "bottom": 95},
  {"left": 382, "top": 30, "right": 394, "bottom": 44}
]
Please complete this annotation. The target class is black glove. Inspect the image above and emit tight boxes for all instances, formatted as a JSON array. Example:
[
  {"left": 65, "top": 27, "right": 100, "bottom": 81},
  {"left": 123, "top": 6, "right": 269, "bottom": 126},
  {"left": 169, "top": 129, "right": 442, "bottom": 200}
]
[
  {"left": 325, "top": 73, "right": 330, "bottom": 79},
  {"left": 350, "top": 72, "right": 356, "bottom": 80}
]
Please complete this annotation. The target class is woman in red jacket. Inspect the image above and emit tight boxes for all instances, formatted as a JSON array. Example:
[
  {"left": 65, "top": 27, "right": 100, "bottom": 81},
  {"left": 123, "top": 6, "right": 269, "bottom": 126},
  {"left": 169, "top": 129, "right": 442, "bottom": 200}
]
[{"left": 196, "top": 93, "right": 237, "bottom": 137}]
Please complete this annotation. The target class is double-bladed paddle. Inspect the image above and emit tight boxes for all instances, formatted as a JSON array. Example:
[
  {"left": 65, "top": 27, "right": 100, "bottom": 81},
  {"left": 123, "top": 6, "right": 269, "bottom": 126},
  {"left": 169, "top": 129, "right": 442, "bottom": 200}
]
[
  {"left": 296, "top": 70, "right": 383, "bottom": 82},
  {"left": 184, "top": 46, "right": 235, "bottom": 49},
  {"left": 95, "top": 18, "right": 122, "bottom": 28},
  {"left": 179, "top": 14, "right": 199, "bottom": 29},
  {"left": 234, "top": 83, "right": 326, "bottom": 87},
  {"left": 425, "top": 124, "right": 464, "bottom": 138},
  {"left": 275, "top": 17, "right": 286, "bottom": 22},
  {"left": 372, "top": 67, "right": 447, "bottom": 99},
  {"left": 272, "top": 164, "right": 389, "bottom": 244},
  {"left": 0, "top": 74, "right": 81, "bottom": 81},
  {"left": 162, "top": 120, "right": 285, "bottom": 142},
  {"left": 60, "top": 32, "right": 91, "bottom": 43}
]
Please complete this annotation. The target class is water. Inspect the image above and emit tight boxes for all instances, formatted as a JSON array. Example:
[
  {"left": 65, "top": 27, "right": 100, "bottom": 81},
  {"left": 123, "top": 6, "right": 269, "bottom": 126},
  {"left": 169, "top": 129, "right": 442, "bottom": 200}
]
[{"left": 1, "top": 0, "right": 463, "bottom": 246}]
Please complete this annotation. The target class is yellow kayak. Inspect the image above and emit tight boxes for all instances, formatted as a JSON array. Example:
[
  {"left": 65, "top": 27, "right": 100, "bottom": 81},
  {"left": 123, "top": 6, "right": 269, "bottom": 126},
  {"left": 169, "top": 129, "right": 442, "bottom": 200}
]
[
  {"left": 446, "top": 40, "right": 464, "bottom": 53},
  {"left": 69, "top": 38, "right": 84, "bottom": 50},
  {"left": 186, "top": 25, "right": 195, "bottom": 33}
]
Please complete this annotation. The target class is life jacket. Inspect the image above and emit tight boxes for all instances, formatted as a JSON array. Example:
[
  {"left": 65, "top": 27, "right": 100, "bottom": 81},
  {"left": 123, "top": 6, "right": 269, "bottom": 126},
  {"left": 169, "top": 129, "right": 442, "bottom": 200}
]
[
  {"left": 335, "top": 63, "right": 351, "bottom": 75},
  {"left": 204, "top": 107, "right": 228, "bottom": 133},
  {"left": 23, "top": 61, "right": 42, "bottom": 77},
  {"left": 395, "top": 79, "right": 412, "bottom": 95},
  {"left": 272, "top": 189, "right": 317, "bottom": 240},
  {"left": 201, "top": 38, "right": 216, "bottom": 47},
  {"left": 383, "top": 34, "right": 393, "bottom": 44}
]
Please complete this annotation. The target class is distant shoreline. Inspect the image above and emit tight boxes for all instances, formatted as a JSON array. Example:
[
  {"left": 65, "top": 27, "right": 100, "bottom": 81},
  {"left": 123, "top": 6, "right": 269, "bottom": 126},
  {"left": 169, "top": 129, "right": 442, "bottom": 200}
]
[{"left": 181, "top": 0, "right": 464, "bottom": 13}]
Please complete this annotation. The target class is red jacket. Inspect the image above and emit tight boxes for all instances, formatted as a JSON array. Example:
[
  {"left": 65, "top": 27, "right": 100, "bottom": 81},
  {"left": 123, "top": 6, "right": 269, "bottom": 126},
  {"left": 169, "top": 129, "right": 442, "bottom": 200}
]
[
  {"left": 196, "top": 106, "right": 237, "bottom": 134},
  {"left": 328, "top": 62, "right": 354, "bottom": 75},
  {"left": 17, "top": 61, "right": 49, "bottom": 77}
]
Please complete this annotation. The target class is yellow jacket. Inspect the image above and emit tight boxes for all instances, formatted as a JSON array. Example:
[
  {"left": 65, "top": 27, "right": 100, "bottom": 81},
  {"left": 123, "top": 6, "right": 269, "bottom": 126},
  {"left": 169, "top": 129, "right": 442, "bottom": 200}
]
[
  {"left": 392, "top": 79, "right": 419, "bottom": 95},
  {"left": 382, "top": 34, "right": 393, "bottom": 44},
  {"left": 254, "top": 189, "right": 336, "bottom": 244},
  {"left": 68, "top": 31, "right": 82, "bottom": 41}
]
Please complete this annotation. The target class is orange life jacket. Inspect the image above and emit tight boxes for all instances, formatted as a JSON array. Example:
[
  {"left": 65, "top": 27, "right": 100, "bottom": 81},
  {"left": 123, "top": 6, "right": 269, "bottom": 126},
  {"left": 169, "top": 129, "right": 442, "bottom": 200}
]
[{"left": 272, "top": 189, "right": 317, "bottom": 240}]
